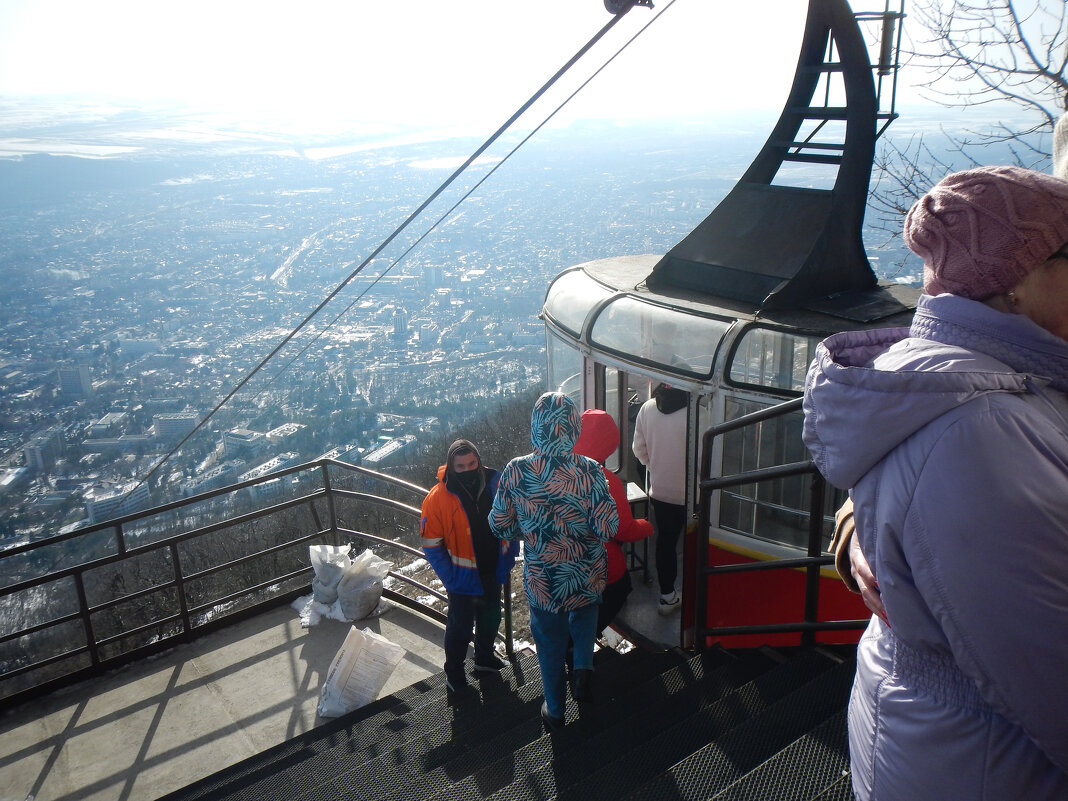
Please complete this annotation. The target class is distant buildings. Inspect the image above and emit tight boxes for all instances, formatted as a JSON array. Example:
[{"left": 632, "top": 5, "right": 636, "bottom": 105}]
[
  {"left": 153, "top": 412, "right": 199, "bottom": 440},
  {"left": 238, "top": 452, "right": 301, "bottom": 500},
  {"left": 222, "top": 428, "right": 266, "bottom": 458},
  {"left": 0, "top": 467, "right": 31, "bottom": 498},
  {"left": 237, "top": 452, "right": 300, "bottom": 484},
  {"left": 424, "top": 265, "right": 444, "bottom": 291},
  {"left": 24, "top": 427, "right": 64, "bottom": 472},
  {"left": 181, "top": 460, "right": 247, "bottom": 497},
  {"left": 82, "top": 434, "right": 154, "bottom": 454},
  {"left": 85, "top": 481, "right": 151, "bottom": 524},
  {"left": 57, "top": 365, "right": 93, "bottom": 397},
  {"left": 117, "top": 339, "right": 160, "bottom": 358},
  {"left": 90, "top": 412, "right": 128, "bottom": 438},
  {"left": 392, "top": 307, "right": 408, "bottom": 345},
  {"left": 265, "top": 422, "right": 305, "bottom": 444},
  {"left": 316, "top": 443, "right": 362, "bottom": 463},
  {"left": 361, "top": 435, "right": 417, "bottom": 469}
]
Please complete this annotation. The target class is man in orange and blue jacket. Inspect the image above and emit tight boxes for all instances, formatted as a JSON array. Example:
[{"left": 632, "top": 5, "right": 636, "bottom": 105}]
[{"left": 420, "top": 438, "right": 518, "bottom": 693}]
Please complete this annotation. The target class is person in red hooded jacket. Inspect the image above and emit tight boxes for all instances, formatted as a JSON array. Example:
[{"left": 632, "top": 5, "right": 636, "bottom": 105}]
[{"left": 573, "top": 408, "right": 654, "bottom": 634}]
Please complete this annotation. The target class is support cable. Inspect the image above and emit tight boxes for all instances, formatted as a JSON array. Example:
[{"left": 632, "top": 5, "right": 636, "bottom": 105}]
[
  {"left": 134, "top": 2, "right": 646, "bottom": 492},
  {"left": 259, "top": 0, "right": 678, "bottom": 396}
]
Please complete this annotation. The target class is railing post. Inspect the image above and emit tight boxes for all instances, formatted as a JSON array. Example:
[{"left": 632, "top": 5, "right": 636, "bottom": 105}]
[
  {"left": 502, "top": 576, "right": 514, "bottom": 657},
  {"left": 693, "top": 428, "right": 717, "bottom": 653},
  {"left": 115, "top": 521, "right": 127, "bottom": 556},
  {"left": 802, "top": 469, "right": 827, "bottom": 647},
  {"left": 172, "top": 542, "right": 192, "bottom": 637},
  {"left": 73, "top": 572, "right": 99, "bottom": 667},
  {"left": 322, "top": 462, "right": 340, "bottom": 547}
]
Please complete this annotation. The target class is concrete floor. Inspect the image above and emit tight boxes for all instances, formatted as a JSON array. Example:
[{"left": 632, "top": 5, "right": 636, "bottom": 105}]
[
  {"left": 0, "top": 600, "right": 447, "bottom": 801},
  {"left": 0, "top": 543, "right": 683, "bottom": 801}
]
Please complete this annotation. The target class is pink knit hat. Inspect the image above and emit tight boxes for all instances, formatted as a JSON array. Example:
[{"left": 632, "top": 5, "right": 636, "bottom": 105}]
[{"left": 905, "top": 165, "right": 1068, "bottom": 299}]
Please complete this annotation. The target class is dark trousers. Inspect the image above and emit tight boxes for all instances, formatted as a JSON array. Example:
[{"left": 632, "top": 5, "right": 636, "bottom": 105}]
[
  {"left": 597, "top": 571, "right": 633, "bottom": 633},
  {"left": 651, "top": 499, "right": 686, "bottom": 595},
  {"left": 444, "top": 586, "right": 502, "bottom": 681}
]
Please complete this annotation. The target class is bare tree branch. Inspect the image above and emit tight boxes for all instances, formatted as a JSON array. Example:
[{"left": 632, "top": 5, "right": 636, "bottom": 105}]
[{"left": 872, "top": 0, "right": 1067, "bottom": 242}]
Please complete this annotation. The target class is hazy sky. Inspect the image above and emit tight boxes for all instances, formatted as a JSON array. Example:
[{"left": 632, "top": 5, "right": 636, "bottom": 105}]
[{"left": 0, "top": 0, "right": 931, "bottom": 134}]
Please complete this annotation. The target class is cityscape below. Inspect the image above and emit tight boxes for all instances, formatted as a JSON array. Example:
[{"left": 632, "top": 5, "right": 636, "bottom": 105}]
[{"left": 0, "top": 102, "right": 1025, "bottom": 545}]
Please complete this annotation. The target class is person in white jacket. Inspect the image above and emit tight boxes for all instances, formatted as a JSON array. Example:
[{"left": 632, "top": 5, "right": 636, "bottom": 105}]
[{"left": 632, "top": 383, "right": 688, "bottom": 614}]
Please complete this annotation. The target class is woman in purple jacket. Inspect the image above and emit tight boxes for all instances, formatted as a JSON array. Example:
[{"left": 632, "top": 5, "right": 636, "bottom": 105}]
[{"left": 804, "top": 165, "right": 1068, "bottom": 800}]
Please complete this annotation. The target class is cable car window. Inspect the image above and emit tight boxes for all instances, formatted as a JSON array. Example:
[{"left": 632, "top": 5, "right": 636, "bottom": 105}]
[
  {"left": 727, "top": 327, "right": 822, "bottom": 393},
  {"left": 543, "top": 269, "right": 612, "bottom": 336},
  {"left": 589, "top": 297, "right": 730, "bottom": 378},
  {"left": 546, "top": 331, "right": 582, "bottom": 402},
  {"left": 717, "top": 397, "right": 843, "bottom": 551},
  {"left": 603, "top": 367, "right": 622, "bottom": 472}
]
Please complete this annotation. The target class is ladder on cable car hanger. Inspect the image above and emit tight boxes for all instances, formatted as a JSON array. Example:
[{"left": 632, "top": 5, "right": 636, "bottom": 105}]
[{"left": 649, "top": 0, "right": 904, "bottom": 311}]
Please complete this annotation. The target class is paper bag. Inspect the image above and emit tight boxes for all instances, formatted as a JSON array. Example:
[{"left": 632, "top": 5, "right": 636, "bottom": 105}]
[{"left": 317, "top": 626, "right": 406, "bottom": 718}]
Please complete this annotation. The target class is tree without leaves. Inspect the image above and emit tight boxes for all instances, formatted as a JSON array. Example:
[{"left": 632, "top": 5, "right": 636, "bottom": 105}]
[{"left": 869, "top": 0, "right": 1067, "bottom": 243}]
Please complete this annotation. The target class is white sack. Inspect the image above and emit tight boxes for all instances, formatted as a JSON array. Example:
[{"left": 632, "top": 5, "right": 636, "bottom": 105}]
[
  {"left": 317, "top": 626, "right": 406, "bottom": 718},
  {"left": 336, "top": 549, "right": 392, "bottom": 621},
  {"left": 309, "top": 544, "right": 351, "bottom": 605}
]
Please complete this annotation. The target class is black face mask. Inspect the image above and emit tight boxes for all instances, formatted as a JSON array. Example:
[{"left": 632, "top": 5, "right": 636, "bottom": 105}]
[{"left": 455, "top": 470, "right": 481, "bottom": 493}]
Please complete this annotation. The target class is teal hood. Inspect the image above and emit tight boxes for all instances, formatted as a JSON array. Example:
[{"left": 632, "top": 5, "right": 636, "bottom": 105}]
[{"left": 530, "top": 392, "right": 581, "bottom": 457}]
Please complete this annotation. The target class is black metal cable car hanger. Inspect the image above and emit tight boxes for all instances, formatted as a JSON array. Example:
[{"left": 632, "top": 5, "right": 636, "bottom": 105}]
[
  {"left": 133, "top": 0, "right": 656, "bottom": 492},
  {"left": 256, "top": 0, "right": 679, "bottom": 400}
]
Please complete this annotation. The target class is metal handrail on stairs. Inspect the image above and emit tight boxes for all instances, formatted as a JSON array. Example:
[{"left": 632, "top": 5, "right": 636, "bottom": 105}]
[{"left": 693, "top": 397, "right": 868, "bottom": 649}]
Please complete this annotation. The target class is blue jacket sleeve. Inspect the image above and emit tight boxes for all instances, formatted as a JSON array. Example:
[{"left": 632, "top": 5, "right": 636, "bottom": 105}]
[{"left": 422, "top": 542, "right": 456, "bottom": 591}]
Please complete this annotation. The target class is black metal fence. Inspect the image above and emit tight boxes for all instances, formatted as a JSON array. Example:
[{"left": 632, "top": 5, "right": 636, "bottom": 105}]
[
  {"left": 694, "top": 397, "right": 868, "bottom": 648},
  {"left": 0, "top": 458, "right": 510, "bottom": 712}
]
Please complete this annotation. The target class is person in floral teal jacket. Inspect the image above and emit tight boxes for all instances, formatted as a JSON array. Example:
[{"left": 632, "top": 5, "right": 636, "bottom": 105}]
[{"left": 490, "top": 392, "right": 618, "bottom": 730}]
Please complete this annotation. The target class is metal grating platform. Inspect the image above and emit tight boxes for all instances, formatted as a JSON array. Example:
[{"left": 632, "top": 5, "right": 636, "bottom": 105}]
[{"left": 160, "top": 645, "right": 856, "bottom": 801}]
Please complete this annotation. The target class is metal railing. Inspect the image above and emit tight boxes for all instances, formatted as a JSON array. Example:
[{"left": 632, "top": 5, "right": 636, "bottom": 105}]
[
  {"left": 0, "top": 458, "right": 512, "bottom": 711},
  {"left": 693, "top": 397, "right": 867, "bottom": 649}
]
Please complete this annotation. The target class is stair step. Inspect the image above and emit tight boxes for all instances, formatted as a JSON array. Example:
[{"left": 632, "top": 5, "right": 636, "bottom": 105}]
[
  {"left": 787, "top": 106, "right": 851, "bottom": 120},
  {"left": 286, "top": 658, "right": 548, "bottom": 801},
  {"left": 477, "top": 648, "right": 835, "bottom": 801},
  {"left": 781, "top": 152, "right": 843, "bottom": 165},
  {"left": 161, "top": 645, "right": 858, "bottom": 801},
  {"left": 709, "top": 708, "right": 850, "bottom": 800},
  {"left": 294, "top": 646, "right": 693, "bottom": 801},
  {"left": 773, "top": 141, "right": 846, "bottom": 152},
  {"left": 811, "top": 773, "right": 856, "bottom": 801},
  {"left": 426, "top": 649, "right": 777, "bottom": 801},
  {"left": 619, "top": 655, "right": 856, "bottom": 801}
]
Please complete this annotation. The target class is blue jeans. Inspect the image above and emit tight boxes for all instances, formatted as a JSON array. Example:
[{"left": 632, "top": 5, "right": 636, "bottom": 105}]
[
  {"left": 529, "top": 603, "right": 598, "bottom": 719},
  {"left": 444, "top": 587, "right": 502, "bottom": 681}
]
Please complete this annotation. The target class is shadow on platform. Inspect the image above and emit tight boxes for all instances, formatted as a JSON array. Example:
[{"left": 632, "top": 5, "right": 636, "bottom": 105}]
[{"left": 0, "top": 600, "right": 446, "bottom": 801}]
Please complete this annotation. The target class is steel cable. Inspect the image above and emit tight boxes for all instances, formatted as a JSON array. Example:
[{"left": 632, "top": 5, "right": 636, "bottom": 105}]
[{"left": 135, "top": 1, "right": 651, "bottom": 491}]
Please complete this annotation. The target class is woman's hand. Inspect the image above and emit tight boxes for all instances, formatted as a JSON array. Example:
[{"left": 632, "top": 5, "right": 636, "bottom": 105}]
[{"left": 849, "top": 533, "right": 888, "bottom": 626}]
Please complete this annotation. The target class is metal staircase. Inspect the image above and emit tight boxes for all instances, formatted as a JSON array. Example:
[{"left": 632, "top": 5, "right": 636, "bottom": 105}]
[{"left": 159, "top": 644, "right": 858, "bottom": 801}]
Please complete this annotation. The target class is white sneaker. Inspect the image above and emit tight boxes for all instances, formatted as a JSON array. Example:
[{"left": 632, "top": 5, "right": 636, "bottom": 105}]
[{"left": 658, "top": 590, "right": 680, "bottom": 615}]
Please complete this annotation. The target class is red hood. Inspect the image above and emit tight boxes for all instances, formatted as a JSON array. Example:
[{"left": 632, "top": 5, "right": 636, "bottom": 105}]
[{"left": 573, "top": 409, "right": 619, "bottom": 464}]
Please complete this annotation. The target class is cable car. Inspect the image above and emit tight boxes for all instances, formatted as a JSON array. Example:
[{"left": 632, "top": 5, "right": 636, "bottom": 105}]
[{"left": 542, "top": 0, "right": 914, "bottom": 651}]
